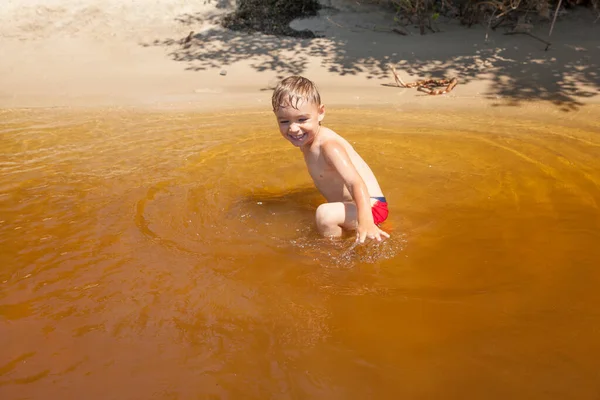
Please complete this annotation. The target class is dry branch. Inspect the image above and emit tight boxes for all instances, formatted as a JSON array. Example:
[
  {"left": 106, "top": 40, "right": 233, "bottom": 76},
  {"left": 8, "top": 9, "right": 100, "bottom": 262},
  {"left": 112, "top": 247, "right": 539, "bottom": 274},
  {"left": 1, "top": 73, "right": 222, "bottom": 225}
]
[{"left": 388, "top": 65, "right": 458, "bottom": 95}]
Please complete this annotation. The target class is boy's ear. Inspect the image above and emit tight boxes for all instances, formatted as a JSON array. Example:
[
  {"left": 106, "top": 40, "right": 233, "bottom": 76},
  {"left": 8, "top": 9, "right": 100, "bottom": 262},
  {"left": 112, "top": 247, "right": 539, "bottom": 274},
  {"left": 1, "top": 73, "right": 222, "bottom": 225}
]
[{"left": 318, "top": 104, "right": 325, "bottom": 122}]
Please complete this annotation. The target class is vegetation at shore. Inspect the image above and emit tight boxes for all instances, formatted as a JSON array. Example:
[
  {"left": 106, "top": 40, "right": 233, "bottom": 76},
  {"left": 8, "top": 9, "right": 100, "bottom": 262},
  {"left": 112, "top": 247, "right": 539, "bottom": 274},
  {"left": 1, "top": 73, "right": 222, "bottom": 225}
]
[
  {"left": 374, "top": 0, "right": 599, "bottom": 35},
  {"left": 221, "top": 0, "right": 599, "bottom": 37},
  {"left": 221, "top": 0, "right": 322, "bottom": 37}
]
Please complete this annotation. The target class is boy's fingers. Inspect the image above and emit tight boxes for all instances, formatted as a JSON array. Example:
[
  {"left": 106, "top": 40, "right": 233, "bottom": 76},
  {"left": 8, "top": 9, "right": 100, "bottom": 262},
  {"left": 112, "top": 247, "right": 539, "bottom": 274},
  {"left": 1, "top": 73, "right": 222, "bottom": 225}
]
[
  {"left": 359, "top": 232, "right": 367, "bottom": 243},
  {"left": 357, "top": 229, "right": 389, "bottom": 244}
]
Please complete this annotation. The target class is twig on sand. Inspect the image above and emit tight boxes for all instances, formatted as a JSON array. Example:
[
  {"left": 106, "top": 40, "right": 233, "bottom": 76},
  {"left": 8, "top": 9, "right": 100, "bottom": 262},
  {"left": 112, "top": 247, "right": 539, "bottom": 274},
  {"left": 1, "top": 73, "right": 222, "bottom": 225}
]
[
  {"left": 181, "top": 31, "right": 194, "bottom": 48},
  {"left": 549, "top": 0, "right": 563, "bottom": 37},
  {"left": 326, "top": 16, "right": 344, "bottom": 28},
  {"left": 504, "top": 31, "right": 552, "bottom": 51},
  {"left": 392, "top": 27, "right": 408, "bottom": 36},
  {"left": 417, "top": 78, "right": 458, "bottom": 95},
  {"left": 389, "top": 64, "right": 408, "bottom": 87},
  {"left": 485, "top": 10, "right": 498, "bottom": 42},
  {"left": 388, "top": 65, "right": 458, "bottom": 95}
]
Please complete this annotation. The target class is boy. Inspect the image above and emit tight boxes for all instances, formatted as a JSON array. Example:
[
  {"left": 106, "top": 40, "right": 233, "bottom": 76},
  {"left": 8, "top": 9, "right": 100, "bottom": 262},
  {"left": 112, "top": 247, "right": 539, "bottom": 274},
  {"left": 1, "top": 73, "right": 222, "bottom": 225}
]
[{"left": 272, "top": 75, "right": 390, "bottom": 244}]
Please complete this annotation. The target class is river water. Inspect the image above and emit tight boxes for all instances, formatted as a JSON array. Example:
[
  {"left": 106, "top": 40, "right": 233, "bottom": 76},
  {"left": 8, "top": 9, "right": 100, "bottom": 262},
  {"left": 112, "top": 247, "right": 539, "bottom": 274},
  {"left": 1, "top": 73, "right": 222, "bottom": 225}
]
[{"left": 1, "top": 106, "right": 600, "bottom": 399}]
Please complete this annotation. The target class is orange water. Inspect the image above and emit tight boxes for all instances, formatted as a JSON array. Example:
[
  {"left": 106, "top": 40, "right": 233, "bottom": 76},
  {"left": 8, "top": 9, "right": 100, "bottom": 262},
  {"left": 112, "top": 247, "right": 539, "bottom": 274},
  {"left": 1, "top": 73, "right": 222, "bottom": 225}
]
[{"left": 1, "top": 107, "right": 600, "bottom": 399}]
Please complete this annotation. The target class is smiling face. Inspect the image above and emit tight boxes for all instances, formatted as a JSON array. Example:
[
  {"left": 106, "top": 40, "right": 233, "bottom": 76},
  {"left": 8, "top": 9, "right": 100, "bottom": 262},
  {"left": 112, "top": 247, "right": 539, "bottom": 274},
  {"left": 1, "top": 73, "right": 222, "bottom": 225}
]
[{"left": 274, "top": 99, "right": 325, "bottom": 149}]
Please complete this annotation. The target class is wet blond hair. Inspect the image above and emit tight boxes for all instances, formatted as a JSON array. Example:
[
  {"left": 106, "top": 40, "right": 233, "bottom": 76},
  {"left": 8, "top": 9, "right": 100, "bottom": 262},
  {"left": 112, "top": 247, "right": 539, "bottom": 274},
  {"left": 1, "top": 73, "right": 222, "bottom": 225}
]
[{"left": 271, "top": 75, "right": 321, "bottom": 111}]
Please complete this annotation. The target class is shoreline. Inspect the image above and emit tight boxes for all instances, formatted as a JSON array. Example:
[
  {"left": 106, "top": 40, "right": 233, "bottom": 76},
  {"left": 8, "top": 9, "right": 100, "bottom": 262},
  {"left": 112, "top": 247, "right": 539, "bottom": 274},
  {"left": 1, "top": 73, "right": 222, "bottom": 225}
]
[{"left": 4, "top": 101, "right": 598, "bottom": 136}]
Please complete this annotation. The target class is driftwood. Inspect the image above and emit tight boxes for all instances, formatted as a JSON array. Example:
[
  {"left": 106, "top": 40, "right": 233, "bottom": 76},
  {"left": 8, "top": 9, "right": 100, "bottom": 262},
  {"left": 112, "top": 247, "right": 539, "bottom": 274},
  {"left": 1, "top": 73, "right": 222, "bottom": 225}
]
[{"left": 388, "top": 65, "right": 458, "bottom": 95}]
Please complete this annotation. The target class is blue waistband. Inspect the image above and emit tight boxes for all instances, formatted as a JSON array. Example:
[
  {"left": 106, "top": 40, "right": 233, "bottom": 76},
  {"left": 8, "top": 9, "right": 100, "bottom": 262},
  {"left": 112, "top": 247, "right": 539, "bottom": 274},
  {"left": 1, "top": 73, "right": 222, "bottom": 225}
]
[{"left": 370, "top": 196, "right": 387, "bottom": 203}]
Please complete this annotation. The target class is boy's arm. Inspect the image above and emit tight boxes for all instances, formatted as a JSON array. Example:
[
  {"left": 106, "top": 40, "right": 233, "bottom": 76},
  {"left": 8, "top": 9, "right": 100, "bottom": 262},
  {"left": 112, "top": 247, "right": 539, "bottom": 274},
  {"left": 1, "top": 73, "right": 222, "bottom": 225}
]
[{"left": 322, "top": 141, "right": 389, "bottom": 243}]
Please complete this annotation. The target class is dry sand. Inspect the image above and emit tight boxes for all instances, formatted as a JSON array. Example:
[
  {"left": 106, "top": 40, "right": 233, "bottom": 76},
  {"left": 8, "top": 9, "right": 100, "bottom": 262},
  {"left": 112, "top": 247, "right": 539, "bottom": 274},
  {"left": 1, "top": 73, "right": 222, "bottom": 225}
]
[{"left": 0, "top": 0, "right": 598, "bottom": 112}]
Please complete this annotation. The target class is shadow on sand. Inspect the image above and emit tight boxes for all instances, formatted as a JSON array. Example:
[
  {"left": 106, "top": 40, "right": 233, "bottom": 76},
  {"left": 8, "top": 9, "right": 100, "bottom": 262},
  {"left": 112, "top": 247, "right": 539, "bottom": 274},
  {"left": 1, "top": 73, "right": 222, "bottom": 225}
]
[{"left": 141, "top": 3, "right": 599, "bottom": 111}]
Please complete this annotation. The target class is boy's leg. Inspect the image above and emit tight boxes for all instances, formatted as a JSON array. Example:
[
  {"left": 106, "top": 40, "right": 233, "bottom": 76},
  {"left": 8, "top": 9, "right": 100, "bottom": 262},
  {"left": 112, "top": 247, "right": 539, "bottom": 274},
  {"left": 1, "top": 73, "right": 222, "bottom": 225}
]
[{"left": 315, "top": 202, "right": 358, "bottom": 237}]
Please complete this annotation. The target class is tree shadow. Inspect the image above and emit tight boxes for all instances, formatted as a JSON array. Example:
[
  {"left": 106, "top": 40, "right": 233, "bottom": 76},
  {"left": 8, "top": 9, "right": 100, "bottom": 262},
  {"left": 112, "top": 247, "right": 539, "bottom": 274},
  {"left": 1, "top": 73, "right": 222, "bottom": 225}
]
[
  {"left": 141, "top": 4, "right": 599, "bottom": 111},
  {"left": 387, "top": 36, "right": 599, "bottom": 111}
]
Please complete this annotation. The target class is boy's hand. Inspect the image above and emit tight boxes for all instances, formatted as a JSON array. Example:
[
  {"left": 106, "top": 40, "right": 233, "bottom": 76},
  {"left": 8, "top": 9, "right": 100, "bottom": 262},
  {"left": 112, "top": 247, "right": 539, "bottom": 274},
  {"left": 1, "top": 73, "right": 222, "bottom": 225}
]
[{"left": 356, "top": 222, "right": 390, "bottom": 244}]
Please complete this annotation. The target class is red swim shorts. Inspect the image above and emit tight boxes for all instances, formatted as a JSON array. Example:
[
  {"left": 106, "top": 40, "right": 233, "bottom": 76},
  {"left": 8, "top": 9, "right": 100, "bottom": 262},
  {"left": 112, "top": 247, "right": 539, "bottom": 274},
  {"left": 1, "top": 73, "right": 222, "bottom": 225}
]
[{"left": 371, "top": 200, "right": 389, "bottom": 225}]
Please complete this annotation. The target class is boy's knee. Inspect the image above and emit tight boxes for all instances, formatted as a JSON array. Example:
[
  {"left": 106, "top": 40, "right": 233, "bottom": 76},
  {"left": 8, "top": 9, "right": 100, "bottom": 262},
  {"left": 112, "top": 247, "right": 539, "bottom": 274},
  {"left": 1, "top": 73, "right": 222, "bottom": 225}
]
[{"left": 315, "top": 204, "right": 336, "bottom": 228}]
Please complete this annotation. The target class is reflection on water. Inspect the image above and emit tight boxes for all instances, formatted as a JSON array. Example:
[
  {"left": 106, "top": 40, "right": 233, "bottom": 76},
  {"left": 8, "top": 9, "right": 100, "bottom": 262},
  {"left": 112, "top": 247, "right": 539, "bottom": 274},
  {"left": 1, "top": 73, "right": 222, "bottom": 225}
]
[{"left": 1, "top": 107, "right": 600, "bottom": 399}]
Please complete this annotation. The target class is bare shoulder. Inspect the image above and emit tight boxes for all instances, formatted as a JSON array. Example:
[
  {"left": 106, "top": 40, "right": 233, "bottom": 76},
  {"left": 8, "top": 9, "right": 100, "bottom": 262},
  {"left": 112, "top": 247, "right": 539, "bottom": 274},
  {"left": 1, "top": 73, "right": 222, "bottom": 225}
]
[
  {"left": 317, "top": 126, "right": 351, "bottom": 152},
  {"left": 317, "top": 129, "right": 357, "bottom": 169}
]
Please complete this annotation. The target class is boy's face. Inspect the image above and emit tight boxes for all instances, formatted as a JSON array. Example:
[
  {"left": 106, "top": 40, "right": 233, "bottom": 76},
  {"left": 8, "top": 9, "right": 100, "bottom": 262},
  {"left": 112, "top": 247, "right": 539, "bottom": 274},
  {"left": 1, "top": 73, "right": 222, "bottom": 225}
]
[{"left": 274, "top": 99, "right": 325, "bottom": 149}]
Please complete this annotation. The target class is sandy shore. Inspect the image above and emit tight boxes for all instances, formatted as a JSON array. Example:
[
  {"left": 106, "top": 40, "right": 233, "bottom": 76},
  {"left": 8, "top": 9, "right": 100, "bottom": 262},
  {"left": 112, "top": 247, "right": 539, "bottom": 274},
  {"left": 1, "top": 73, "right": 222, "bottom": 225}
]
[{"left": 0, "top": 0, "right": 598, "bottom": 112}]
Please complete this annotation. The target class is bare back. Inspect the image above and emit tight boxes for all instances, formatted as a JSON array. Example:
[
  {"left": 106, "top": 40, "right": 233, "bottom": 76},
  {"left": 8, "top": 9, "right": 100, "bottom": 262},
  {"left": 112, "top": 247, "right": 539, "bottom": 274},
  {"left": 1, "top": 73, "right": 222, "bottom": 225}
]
[{"left": 301, "top": 126, "right": 384, "bottom": 203}]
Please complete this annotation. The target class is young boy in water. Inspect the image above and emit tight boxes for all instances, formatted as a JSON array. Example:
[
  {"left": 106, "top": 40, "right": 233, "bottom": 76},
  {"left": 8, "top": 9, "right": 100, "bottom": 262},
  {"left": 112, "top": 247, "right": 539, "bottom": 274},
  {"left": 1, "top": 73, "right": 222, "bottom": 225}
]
[{"left": 272, "top": 75, "right": 390, "bottom": 243}]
